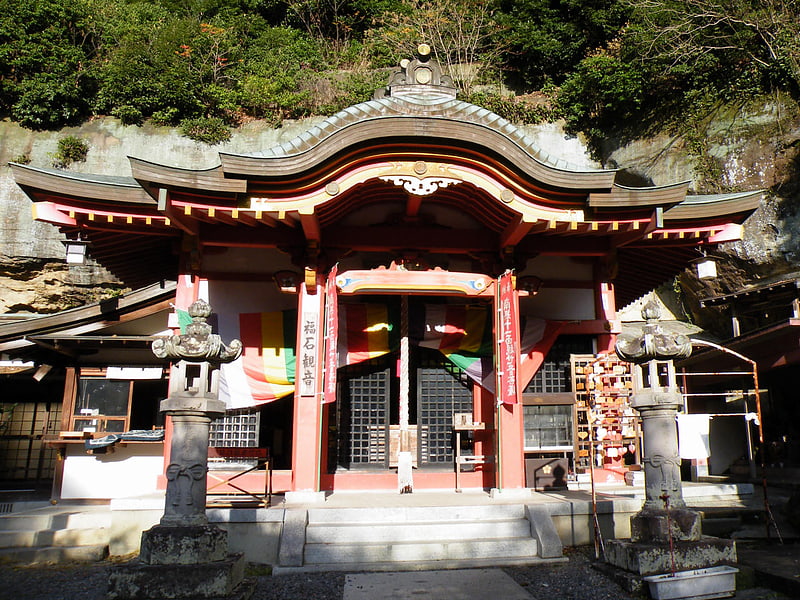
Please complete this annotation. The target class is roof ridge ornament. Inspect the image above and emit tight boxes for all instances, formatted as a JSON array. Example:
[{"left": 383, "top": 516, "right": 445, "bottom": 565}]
[{"left": 375, "top": 44, "right": 457, "bottom": 100}]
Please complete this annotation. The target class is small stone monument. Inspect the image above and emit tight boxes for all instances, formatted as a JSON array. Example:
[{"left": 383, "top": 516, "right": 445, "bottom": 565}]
[
  {"left": 604, "top": 301, "right": 736, "bottom": 587},
  {"left": 108, "top": 299, "right": 254, "bottom": 600}
]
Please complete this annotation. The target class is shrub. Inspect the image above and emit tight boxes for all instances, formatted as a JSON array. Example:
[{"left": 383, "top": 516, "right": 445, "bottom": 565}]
[
  {"left": 462, "top": 91, "right": 558, "bottom": 124},
  {"left": 52, "top": 136, "right": 89, "bottom": 168},
  {"left": 179, "top": 116, "right": 231, "bottom": 144},
  {"left": 112, "top": 105, "right": 144, "bottom": 126},
  {"left": 150, "top": 108, "right": 181, "bottom": 126}
]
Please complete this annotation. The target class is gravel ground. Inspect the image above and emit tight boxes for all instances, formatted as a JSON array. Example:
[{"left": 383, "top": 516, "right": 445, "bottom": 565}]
[{"left": 0, "top": 548, "right": 788, "bottom": 600}]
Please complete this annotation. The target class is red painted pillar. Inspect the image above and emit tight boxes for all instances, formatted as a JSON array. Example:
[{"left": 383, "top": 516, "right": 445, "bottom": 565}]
[
  {"left": 497, "top": 402, "right": 526, "bottom": 489},
  {"left": 290, "top": 276, "right": 326, "bottom": 492}
]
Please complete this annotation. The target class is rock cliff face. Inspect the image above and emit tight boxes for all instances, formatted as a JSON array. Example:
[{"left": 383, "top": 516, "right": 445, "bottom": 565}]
[
  {"left": 603, "top": 98, "right": 800, "bottom": 335},
  {"left": 1, "top": 101, "right": 798, "bottom": 323}
]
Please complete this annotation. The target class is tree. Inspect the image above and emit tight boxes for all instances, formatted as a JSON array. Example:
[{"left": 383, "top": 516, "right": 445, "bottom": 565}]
[
  {"left": 375, "top": 0, "right": 506, "bottom": 94},
  {"left": 0, "top": 0, "right": 97, "bottom": 128},
  {"left": 557, "top": 54, "right": 645, "bottom": 152},
  {"left": 495, "top": 0, "right": 629, "bottom": 89},
  {"left": 622, "top": 0, "right": 800, "bottom": 97}
]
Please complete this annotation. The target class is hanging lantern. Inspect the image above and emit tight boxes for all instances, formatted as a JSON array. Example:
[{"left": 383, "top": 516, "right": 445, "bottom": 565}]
[
  {"left": 62, "top": 237, "right": 90, "bottom": 265},
  {"left": 693, "top": 254, "right": 718, "bottom": 280}
]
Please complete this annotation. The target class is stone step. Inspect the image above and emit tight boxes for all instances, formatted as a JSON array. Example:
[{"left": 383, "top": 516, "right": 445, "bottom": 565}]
[
  {"left": 0, "top": 508, "right": 111, "bottom": 532},
  {"left": 0, "top": 544, "right": 108, "bottom": 564},
  {"left": 306, "top": 519, "right": 530, "bottom": 544},
  {"left": 304, "top": 537, "right": 538, "bottom": 565},
  {"left": 307, "top": 504, "right": 525, "bottom": 524},
  {"left": 0, "top": 526, "right": 109, "bottom": 549},
  {"left": 701, "top": 517, "right": 744, "bottom": 537}
]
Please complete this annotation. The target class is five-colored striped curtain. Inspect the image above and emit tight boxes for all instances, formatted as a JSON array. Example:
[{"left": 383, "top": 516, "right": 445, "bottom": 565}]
[
  {"left": 219, "top": 310, "right": 297, "bottom": 408},
  {"left": 337, "top": 303, "right": 396, "bottom": 366},
  {"left": 219, "top": 303, "right": 563, "bottom": 408}
]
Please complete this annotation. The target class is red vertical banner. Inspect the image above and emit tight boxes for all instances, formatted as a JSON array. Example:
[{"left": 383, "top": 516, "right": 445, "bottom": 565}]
[
  {"left": 322, "top": 265, "right": 339, "bottom": 404},
  {"left": 497, "top": 270, "right": 521, "bottom": 405}
]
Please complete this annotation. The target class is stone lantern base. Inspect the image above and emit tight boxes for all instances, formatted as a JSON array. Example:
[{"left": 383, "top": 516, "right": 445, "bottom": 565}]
[
  {"left": 603, "top": 507, "right": 736, "bottom": 593},
  {"left": 605, "top": 536, "right": 736, "bottom": 578},
  {"left": 108, "top": 525, "right": 255, "bottom": 600}
]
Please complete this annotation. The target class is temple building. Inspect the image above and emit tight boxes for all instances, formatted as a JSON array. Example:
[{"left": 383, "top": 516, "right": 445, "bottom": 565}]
[{"left": 4, "top": 48, "right": 761, "bottom": 503}]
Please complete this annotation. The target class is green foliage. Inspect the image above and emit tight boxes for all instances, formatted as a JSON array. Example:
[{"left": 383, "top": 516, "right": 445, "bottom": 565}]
[
  {"left": 112, "top": 105, "right": 145, "bottom": 126},
  {"left": 237, "top": 26, "right": 321, "bottom": 121},
  {"left": 52, "top": 135, "right": 90, "bottom": 168},
  {"left": 0, "top": 0, "right": 798, "bottom": 147},
  {"left": 11, "top": 154, "right": 31, "bottom": 165},
  {"left": 557, "top": 55, "right": 645, "bottom": 153},
  {"left": 495, "top": 0, "right": 629, "bottom": 89},
  {"left": 0, "top": 0, "right": 96, "bottom": 129},
  {"left": 462, "top": 91, "right": 559, "bottom": 125},
  {"left": 179, "top": 116, "right": 231, "bottom": 144},
  {"left": 151, "top": 107, "right": 182, "bottom": 126}
]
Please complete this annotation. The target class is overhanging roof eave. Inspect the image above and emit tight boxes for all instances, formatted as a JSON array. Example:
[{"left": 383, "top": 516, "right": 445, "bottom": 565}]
[
  {"left": 0, "top": 280, "right": 177, "bottom": 344},
  {"left": 11, "top": 163, "right": 154, "bottom": 205},
  {"left": 218, "top": 115, "right": 617, "bottom": 192}
]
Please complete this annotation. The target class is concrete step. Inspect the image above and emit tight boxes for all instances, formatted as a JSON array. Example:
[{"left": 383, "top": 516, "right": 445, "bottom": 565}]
[
  {"left": 302, "top": 503, "right": 540, "bottom": 567},
  {"left": 0, "top": 544, "right": 108, "bottom": 564},
  {"left": 306, "top": 519, "right": 530, "bottom": 544},
  {"left": 0, "top": 508, "right": 111, "bottom": 532},
  {"left": 0, "top": 506, "right": 111, "bottom": 564},
  {"left": 304, "top": 537, "right": 538, "bottom": 564},
  {"left": 307, "top": 503, "right": 525, "bottom": 524},
  {"left": 0, "top": 526, "right": 109, "bottom": 548},
  {"left": 276, "top": 554, "right": 562, "bottom": 574}
]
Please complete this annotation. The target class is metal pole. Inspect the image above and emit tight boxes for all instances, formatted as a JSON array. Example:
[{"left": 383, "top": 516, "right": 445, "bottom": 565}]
[{"left": 690, "top": 338, "right": 782, "bottom": 542}]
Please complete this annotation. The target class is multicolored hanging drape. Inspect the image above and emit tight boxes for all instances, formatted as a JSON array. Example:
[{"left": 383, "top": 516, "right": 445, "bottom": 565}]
[
  {"left": 219, "top": 310, "right": 296, "bottom": 408},
  {"left": 413, "top": 303, "right": 494, "bottom": 387},
  {"left": 337, "top": 303, "right": 395, "bottom": 366},
  {"left": 412, "top": 303, "right": 562, "bottom": 393},
  {"left": 219, "top": 301, "right": 564, "bottom": 409}
]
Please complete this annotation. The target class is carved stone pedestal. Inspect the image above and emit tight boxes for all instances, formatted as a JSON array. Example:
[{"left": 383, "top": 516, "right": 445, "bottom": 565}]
[
  {"left": 108, "top": 526, "right": 254, "bottom": 600},
  {"left": 606, "top": 506, "right": 735, "bottom": 581},
  {"left": 605, "top": 536, "right": 736, "bottom": 580}
]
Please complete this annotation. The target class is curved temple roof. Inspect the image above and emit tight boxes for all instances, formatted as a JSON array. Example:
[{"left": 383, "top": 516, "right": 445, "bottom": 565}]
[{"left": 10, "top": 49, "right": 762, "bottom": 305}]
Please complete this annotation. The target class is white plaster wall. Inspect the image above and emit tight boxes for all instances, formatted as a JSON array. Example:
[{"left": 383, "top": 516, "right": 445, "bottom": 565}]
[{"left": 61, "top": 445, "right": 164, "bottom": 499}]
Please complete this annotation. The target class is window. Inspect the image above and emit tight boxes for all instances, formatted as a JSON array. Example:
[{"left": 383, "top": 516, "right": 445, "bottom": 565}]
[
  {"left": 523, "top": 404, "right": 573, "bottom": 451},
  {"left": 525, "top": 336, "right": 594, "bottom": 393},
  {"left": 73, "top": 379, "right": 132, "bottom": 433},
  {"left": 66, "top": 368, "right": 166, "bottom": 435},
  {"left": 210, "top": 410, "right": 260, "bottom": 448}
]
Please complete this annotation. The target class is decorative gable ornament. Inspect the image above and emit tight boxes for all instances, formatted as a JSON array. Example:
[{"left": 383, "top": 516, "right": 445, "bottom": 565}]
[{"left": 376, "top": 43, "right": 457, "bottom": 100}]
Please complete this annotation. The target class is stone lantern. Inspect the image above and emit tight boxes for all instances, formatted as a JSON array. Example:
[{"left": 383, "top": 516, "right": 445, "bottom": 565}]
[
  {"left": 604, "top": 301, "right": 735, "bottom": 584},
  {"left": 108, "top": 299, "right": 253, "bottom": 600}
]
